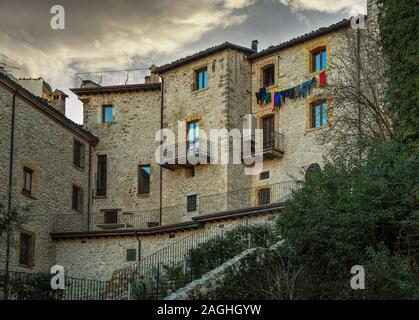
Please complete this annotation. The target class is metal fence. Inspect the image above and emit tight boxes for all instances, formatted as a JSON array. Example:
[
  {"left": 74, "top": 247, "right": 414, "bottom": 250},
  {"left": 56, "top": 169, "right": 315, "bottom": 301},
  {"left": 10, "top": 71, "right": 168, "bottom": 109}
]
[
  {"left": 52, "top": 180, "right": 297, "bottom": 233},
  {"left": 74, "top": 68, "right": 151, "bottom": 88},
  {"left": 104, "top": 219, "right": 276, "bottom": 300},
  {"left": 0, "top": 270, "right": 109, "bottom": 300}
]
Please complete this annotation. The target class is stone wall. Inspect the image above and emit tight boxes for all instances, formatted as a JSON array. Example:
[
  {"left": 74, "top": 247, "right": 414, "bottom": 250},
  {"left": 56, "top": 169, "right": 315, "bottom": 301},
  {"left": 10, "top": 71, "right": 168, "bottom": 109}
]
[
  {"left": 250, "top": 29, "right": 349, "bottom": 189},
  {"left": 0, "top": 83, "right": 92, "bottom": 273},
  {"left": 161, "top": 49, "right": 252, "bottom": 225},
  {"left": 81, "top": 89, "right": 161, "bottom": 224},
  {"left": 165, "top": 247, "right": 262, "bottom": 300},
  {"left": 54, "top": 213, "right": 277, "bottom": 281}
]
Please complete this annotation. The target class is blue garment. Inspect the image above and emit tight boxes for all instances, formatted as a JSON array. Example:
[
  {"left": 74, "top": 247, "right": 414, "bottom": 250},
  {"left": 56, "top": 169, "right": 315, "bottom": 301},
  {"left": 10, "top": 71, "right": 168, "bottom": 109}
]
[{"left": 274, "top": 92, "right": 281, "bottom": 109}]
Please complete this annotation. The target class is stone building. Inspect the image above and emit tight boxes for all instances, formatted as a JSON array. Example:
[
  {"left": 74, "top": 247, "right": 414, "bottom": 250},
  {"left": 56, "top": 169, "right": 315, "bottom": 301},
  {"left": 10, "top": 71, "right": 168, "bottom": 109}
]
[
  {"left": 0, "top": 71, "right": 98, "bottom": 273},
  {"left": 1, "top": 0, "right": 381, "bottom": 284}
]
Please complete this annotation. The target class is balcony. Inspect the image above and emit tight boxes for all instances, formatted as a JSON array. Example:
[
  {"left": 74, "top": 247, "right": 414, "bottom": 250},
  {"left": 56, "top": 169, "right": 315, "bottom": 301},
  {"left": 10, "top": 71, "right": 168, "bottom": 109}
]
[
  {"left": 243, "top": 131, "right": 285, "bottom": 163},
  {"left": 52, "top": 180, "right": 297, "bottom": 234},
  {"left": 74, "top": 68, "right": 152, "bottom": 88},
  {"left": 160, "top": 139, "right": 213, "bottom": 170}
]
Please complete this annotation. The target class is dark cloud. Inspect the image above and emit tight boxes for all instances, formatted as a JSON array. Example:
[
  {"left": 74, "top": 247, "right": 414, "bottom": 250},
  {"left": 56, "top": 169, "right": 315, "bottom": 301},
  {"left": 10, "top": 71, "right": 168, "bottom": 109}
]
[{"left": 0, "top": 0, "right": 365, "bottom": 123}]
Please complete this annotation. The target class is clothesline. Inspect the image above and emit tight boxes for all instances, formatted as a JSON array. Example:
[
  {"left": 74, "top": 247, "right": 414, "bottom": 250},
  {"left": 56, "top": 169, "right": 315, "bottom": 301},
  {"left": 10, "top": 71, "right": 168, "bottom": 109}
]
[{"left": 255, "top": 70, "right": 327, "bottom": 112}]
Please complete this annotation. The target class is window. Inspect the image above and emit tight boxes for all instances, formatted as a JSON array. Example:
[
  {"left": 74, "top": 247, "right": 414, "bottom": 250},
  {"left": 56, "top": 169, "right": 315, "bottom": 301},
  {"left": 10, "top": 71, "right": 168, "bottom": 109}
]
[
  {"left": 19, "top": 231, "right": 35, "bottom": 266},
  {"left": 312, "top": 48, "right": 327, "bottom": 72},
  {"left": 138, "top": 165, "right": 151, "bottom": 195},
  {"left": 258, "top": 188, "right": 271, "bottom": 206},
  {"left": 126, "top": 249, "right": 137, "bottom": 262},
  {"left": 187, "top": 120, "right": 200, "bottom": 153},
  {"left": 260, "top": 171, "right": 270, "bottom": 180},
  {"left": 262, "top": 116, "right": 274, "bottom": 149},
  {"left": 97, "top": 155, "right": 107, "bottom": 196},
  {"left": 104, "top": 210, "right": 118, "bottom": 224},
  {"left": 305, "top": 163, "right": 321, "bottom": 180},
  {"left": 187, "top": 194, "right": 197, "bottom": 213},
  {"left": 195, "top": 67, "right": 208, "bottom": 91},
  {"left": 72, "top": 185, "right": 83, "bottom": 212},
  {"left": 311, "top": 101, "right": 328, "bottom": 128},
  {"left": 73, "top": 139, "right": 85, "bottom": 169},
  {"left": 262, "top": 64, "right": 275, "bottom": 87},
  {"left": 22, "top": 167, "right": 33, "bottom": 196},
  {"left": 102, "top": 105, "right": 113, "bottom": 123}
]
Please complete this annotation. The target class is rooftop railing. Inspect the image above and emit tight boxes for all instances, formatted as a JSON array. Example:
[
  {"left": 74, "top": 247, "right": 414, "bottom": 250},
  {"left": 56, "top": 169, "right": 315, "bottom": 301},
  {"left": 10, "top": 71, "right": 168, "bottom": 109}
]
[
  {"left": 52, "top": 180, "right": 297, "bottom": 234},
  {"left": 74, "top": 68, "right": 151, "bottom": 88}
]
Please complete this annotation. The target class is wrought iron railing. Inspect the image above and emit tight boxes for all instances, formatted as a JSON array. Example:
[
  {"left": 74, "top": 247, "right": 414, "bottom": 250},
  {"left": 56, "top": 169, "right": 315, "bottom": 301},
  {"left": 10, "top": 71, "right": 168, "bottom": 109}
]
[
  {"left": 162, "top": 138, "right": 214, "bottom": 166},
  {"left": 103, "top": 219, "right": 275, "bottom": 299},
  {"left": 264, "top": 131, "right": 285, "bottom": 152},
  {"left": 52, "top": 180, "right": 296, "bottom": 233},
  {"left": 74, "top": 68, "right": 151, "bottom": 88}
]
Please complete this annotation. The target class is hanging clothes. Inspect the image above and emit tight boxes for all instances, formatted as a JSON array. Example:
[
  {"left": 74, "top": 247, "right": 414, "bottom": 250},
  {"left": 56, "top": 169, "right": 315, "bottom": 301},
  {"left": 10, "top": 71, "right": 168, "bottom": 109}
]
[
  {"left": 289, "top": 87, "right": 295, "bottom": 99},
  {"left": 274, "top": 92, "right": 281, "bottom": 110},
  {"left": 271, "top": 92, "right": 275, "bottom": 112},
  {"left": 319, "top": 71, "right": 326, "bottom": 87},
  {"left": 255, "top": 92, "right": 261, "bottom": 104},
  {"left": 295, "top": 85, "right": 302, "bottom": 98},
  {"left": 263, "top": 90, "right": 271, "bottom": 104}
]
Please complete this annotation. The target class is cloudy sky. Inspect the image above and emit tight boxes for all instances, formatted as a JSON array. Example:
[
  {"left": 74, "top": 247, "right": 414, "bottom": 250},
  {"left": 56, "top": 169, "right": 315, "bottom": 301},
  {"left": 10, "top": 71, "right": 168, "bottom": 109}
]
[{"left": 0, "top": 0, "right": 366, "bottom": 123}]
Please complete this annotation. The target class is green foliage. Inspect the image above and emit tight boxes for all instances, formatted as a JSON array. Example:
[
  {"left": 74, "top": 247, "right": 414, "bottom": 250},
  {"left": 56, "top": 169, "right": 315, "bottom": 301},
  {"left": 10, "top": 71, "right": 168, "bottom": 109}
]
[
  {"left": 187, "top": 224, "right": 278, "bottom": 279},
  {"left": 378, "top": 0, "right": 419, "bottom": 147},
  {"left": 0, "top": 272, "right": 63, "bottom": 300},
  {"left": 132, "top": 224, "right": 277, "bottom": 299},
  {"left": 276, "top": 141, "right": 418, "bottom": 299},
  {"left": 0, "top": 201, "right": 31, "bottom": 239}
]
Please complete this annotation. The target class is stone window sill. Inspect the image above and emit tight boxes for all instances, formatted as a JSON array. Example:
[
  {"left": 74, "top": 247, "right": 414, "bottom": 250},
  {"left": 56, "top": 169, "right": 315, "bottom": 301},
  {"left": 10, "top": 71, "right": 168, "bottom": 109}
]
[{"left": 20, "top": 191, "right": 36, "bottom": 200}]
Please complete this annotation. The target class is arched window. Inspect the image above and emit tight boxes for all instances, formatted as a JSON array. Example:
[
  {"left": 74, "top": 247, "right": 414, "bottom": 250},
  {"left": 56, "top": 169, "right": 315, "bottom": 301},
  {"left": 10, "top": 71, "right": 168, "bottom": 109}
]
[{"left": 305, "top": 163, "right": 321, "bottom": 180}]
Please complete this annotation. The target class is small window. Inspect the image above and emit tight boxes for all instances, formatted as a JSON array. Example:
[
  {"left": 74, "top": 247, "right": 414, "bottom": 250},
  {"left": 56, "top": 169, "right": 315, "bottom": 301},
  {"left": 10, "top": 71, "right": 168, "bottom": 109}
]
[
  {"left": 72, "top": 185, "right": 83, "bottom": 212},
  {"left": 312, "top": 48, "right": 327, "bottom": 72},
  {"left": 195, "top": 67, "right": 208, "bottom": 91},
  {"left": 311, "top": 101, "right": 328, "bottom": 128},
  {"left": 187, "top": 120, "right": 200, "bottom": 152},
  {"left": 104, "top": 210, "right": 118, "bottom": 224},
  {"left": 258, "top": 188, "right": 271, "bottom": 206},
  {"left": 19, "top": 231, "right": 35, "bottom": 266},
  {"left": 22, "top": 167, "right": 33, "bottom": 196},
  {"left": 305, "top": 163, "right": 321, "bottom": 180},
  {"left": 97, "top": 155, "right": 107, "bottom": 196},
  {"left": 138, "top": 165, "right": 151, "bottom": 195},
  {"left": 126, "top": 249, "right": 136, "bottom": 262},
  {"left": 102, "top": 105, "right": 113, "bottom": 123},
  {"left": 260, "top": 171, "right": 270, "bottom": 180},
  {"left": 187, "top": 194, "right": 197, "bottom": 213},
  {"left": 262, "top": 64, "right": 275, "bottom": 87},
  {"left": 73, "top": 139, "right": 85, "bottom": 169}
]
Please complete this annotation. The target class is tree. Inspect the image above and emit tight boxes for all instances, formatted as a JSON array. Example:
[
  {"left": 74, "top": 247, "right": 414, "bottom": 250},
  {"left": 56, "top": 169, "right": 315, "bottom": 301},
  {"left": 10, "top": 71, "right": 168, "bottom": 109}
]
[{"left": 317, "top": 28, "right": 393, "bottom": 158}]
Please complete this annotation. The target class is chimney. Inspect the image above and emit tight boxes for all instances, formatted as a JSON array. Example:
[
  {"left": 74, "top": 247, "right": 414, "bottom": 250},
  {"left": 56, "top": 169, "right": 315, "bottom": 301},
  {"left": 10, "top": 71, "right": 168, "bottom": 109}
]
[
  {"left": 251, "top": 40, "right": 259, "bottom": 52},
  {"left": 50, "top": 89, "right": 68, "bottom": 114}
]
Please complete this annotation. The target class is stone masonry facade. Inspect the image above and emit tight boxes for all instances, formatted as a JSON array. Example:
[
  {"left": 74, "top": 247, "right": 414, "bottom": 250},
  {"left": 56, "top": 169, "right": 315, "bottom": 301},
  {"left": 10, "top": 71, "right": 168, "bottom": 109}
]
[{"left": 1, "top": 1, "right": 381, "bottom": 282}]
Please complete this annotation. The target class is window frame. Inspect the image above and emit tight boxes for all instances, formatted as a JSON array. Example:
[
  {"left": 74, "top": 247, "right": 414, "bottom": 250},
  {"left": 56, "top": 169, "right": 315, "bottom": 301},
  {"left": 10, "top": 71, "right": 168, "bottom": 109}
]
[
  {"left": 262, "top": 64, "right": 275, "bottom": 88},
  {"left": 194, "top": 67, "right": 208, "bottom": 91},
  {"left": 310, "top": 100, "right": 328, "bottom": 129},
  {"left": 73, "top": 139, "right": 85, "bottom": 170},
  {"left": 102, "top": 105, "right": 113, "bottom": 124},
  {"left": 126, "top": 249, "right": 137, "bottom": 262},
  {"left": 258, "top": 187, "right": 271, "bottom": 206},
  {"left": 311, "top": 47, "right": 327, "bottom": 73},
  {"left": 104, "top": 210, "right": 118, "bottom": 224},
  {"left": 72, "top": 184, "right": 83, "bottom": 212},
  {"left": 186, "top": 194, "right": 197, "bottom": 213},
  {"left": 96, "top": 154, "right": 107, "bottom": 196},
  {"left": 22, "top": 167, "right": 33, "bottom": 196},
  {"left": 138, "top": 165, "right": 151, "bottom": 195},
  {"left": 18, "top": 230, "right": 35, "bottom": 267}
]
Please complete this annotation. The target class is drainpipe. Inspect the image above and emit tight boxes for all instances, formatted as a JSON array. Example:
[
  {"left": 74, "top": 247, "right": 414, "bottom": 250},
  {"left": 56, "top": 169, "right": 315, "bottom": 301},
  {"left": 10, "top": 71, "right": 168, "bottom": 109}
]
[
  {"left": 4, "top": 92, "right": 17, "bottom": 300},
  {"left": 159, "top": 74, "right": 164, "bottom": 226},
  {"left": 87, "top": 145, "right": 92, "bottom": 230},
  {"left": 357, "top": 28, "right": 362, "bottom": 159},
  {"left": 135, "top": 231, "right": 142, "bottom": 262}
]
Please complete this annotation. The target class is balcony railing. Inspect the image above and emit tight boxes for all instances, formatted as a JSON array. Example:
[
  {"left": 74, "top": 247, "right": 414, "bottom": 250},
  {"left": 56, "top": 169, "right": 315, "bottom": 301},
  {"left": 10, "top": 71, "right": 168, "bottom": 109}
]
[
  {"left": 52, "top": 180, "right": 297, "bottom": 233},
  {"left": 74, "top": 68, "right": 151, "bottom": 88},
  {"left": 160, "top": 138, "right": 213, "bottom": 170}
]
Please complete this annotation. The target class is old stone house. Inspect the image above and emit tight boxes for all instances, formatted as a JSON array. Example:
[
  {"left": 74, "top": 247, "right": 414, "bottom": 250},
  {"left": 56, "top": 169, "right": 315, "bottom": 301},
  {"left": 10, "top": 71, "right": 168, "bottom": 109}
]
[{"left": 0, "top": 0, "right": 379, "bottom": 283}]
